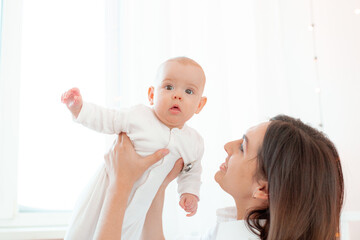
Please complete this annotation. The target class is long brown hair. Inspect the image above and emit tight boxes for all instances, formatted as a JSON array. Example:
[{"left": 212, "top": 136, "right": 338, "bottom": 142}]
[{"left": 246, "top": 115, "right": 344, "bottom": 240}]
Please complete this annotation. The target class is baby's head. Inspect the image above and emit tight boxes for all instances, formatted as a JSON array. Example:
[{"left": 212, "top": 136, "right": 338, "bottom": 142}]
[{"left": 148, "top": 57, "right": 207, "bottom": 129}]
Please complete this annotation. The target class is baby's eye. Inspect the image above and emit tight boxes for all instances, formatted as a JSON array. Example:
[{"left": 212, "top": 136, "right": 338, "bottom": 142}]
[
  {"left": 185, "top": 89, "right": 194, "bottom": 95},
  {"left": 165, "top": 85, "right": 174, "bottom": 90}
]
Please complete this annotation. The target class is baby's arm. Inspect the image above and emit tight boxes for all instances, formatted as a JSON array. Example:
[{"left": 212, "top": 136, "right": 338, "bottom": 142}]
[
  {"left": 177, "top": 159, "right": 202, "bottom": 217},
  {"left": 61, "top": 87, "right": 127, "bottom": 134},
  {"left": 177, "top": 135, "right": 204, "bottom": 217}
]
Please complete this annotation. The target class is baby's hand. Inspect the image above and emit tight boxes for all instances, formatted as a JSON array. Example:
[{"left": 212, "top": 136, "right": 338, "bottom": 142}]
[
  {"left": 179, "top": 193, "right": 199, "bottom": 217},
  {"left": 61, "top": 87, "right": 83, "bottom": 118}
]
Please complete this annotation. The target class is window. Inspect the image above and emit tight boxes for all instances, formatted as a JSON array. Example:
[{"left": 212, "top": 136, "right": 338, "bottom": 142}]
[
  {"left": 18, "top": 0, "right": 107, "bottom": 212},
  {"left": 0, "top": 0, "right": 111, "bottom": 238}
]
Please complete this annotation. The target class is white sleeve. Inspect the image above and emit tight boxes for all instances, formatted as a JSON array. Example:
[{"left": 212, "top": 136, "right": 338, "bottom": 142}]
[
  {"left": 177, "top": 136, "right": 204, "bottom": 199},
  {"left": 73, "top": 102, "right": 129, "bottom": 134}
]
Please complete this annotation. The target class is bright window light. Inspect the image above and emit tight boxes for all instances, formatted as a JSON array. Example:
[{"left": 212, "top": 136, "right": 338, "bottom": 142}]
[{"left": 18, "top": 0, "right": 106, "bottom": 211}]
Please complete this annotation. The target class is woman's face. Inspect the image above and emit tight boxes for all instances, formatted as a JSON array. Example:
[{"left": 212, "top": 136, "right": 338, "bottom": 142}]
[{"left": 215, "top": 122, "right": 269, "bottom": 200}]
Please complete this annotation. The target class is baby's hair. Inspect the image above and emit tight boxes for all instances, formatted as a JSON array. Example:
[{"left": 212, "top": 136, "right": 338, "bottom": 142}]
[
  {"left": 153, "top": 56, "right": 206, "bottom": 85},
  {"left": 166, "top": 56, "right": 203, "bottom": 70}
]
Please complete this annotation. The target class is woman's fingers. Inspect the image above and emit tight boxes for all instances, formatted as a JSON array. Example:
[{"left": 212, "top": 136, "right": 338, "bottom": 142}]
[
  {"left": 103, "top": 152, "right": 110, "bottom": 173},
  {"left": 168, "top": 158, "right": 184, "bottom": 179},
  {"left": 142, "top": 149, "right": 169, "bottom": 170},
  {"left": 161, "top": 158, "right": 184, "bottom": 187},
  {"left": 116, "top": 133, "right": 124, "bottom": 145},
  {"left": 174, "top": 158, "right": 184, "bottom": 171},
  {"left": 119, "top": 132, "right": 131, "bottom": 147}
]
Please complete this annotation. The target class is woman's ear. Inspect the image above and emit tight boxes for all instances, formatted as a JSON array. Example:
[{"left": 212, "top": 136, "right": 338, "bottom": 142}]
[
  {"left": 148, "top": 86, "right": 155, "bottom": 105},
  {"left": 195, "top": 96, "right": 207, "bottom": 114},
  {"left": 252, "top": 182, "right": 269, "bottom": 200}
]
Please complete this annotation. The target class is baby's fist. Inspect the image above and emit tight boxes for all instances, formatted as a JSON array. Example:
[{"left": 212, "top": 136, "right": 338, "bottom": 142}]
[
  {"left": 179, "top": 193, "right": 199, "bottom": 217},
  {"left": 61, "top": 87, "right": 83, "bottom": 118}
]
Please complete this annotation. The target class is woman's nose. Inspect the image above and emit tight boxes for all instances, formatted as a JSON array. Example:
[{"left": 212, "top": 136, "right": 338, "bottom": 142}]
[
  {"left": 224, "top": 140, "right": 241, "bottom": 155},
  {"left": 224, "top": 142, "right": 231, "bottom": 154}
]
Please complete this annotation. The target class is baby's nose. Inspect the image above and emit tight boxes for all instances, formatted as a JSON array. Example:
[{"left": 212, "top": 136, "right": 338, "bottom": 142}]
[{"left": 173, "top": 92, "right": 182, "bottom": 100}]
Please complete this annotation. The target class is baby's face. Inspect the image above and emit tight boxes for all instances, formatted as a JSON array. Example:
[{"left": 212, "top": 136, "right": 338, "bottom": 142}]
[{"left": 148, "top": 61, "right": 207, "bottom": 129}]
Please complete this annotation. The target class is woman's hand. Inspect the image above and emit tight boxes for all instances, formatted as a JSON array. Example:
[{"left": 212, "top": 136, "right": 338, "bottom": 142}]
[
  {"left": 94, "top": 133, "right": 169, "bottom": 240},
  {"left": 104, "top": 132, "right": 169, "bottom": 188},
  {"left": 161, "top": 157, "right": 184, "bottom": 188}
]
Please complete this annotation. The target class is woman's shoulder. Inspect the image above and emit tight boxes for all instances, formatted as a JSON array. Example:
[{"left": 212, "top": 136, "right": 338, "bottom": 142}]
[
  {"left": 215, "top": 207, "right": 260, "bottom": 240},
  {"left": 216, "top": 206, "right": 238, "bottom": 222},
  {"left": 196, "top": 207, "right": 260, "bottom": 240},
  {"left": 215, "top": 219, "right": 259, "bottom": 240}
]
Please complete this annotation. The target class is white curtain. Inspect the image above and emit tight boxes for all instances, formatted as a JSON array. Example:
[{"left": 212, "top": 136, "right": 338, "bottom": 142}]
[{"left": 107, "top": 0, "right": 318, "bottom": 237}]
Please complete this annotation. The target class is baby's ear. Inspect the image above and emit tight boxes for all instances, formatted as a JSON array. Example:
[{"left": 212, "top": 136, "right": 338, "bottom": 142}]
[
  {"left": 195, "top": 96, "right": 207, "bottom": 114},
  {"left": 148, "top": 86, "right": 155, "bottom": 105}
]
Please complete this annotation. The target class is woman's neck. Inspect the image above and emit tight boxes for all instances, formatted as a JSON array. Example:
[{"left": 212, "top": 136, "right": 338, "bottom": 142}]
[
  {"left": 235, "top": 198, "right": 267, "bottom": 220},
  {"left": 235, "top": 199, "right": 249, "bottom": 220}
]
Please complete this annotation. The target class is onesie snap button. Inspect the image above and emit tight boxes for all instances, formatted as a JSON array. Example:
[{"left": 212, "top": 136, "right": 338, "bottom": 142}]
[
  {"left": 183, "top": 163, "right": 192, "bottom": 172},
  {"left": 171, "top": 128, "right": 179, "bottom": 134}
]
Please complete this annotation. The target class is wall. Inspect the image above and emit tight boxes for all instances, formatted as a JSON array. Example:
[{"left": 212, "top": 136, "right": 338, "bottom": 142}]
[{"left": 255, "top": 0, "right": 360, "bottom": 238}]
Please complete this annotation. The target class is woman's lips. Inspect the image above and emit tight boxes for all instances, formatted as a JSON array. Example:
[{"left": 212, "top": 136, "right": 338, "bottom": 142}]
[{"left": 220, "top": 162, "right": 227, "bottom": 172}]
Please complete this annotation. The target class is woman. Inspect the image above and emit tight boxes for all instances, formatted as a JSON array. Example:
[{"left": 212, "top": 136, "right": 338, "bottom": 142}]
[{"left": 94, "top": 115, "right": 344, "bottom": 240}]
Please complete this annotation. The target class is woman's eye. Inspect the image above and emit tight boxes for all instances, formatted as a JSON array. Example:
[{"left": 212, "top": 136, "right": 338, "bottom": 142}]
[
  {"left": 185, "top": 89, "right": 194, "bottom": 95},
  {"left": 165, "top": 85, "right": 174, "bottom": 90},
  {"left": 240, "top": 143, "right": 244, "bottom": 152}
]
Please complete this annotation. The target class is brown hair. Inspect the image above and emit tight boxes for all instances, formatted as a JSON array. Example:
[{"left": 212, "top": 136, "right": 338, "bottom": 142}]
[{"left": 246, "top": 115, "right": 344, "bottom": 240}]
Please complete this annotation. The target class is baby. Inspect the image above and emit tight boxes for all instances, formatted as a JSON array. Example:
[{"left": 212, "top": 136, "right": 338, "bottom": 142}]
[{"left": 62, "top": 57, "right": 207, "bottom": 240}]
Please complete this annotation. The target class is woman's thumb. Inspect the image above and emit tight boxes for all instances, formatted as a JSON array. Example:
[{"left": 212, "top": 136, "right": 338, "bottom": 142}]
[{"left": 143, "top": 149, "right": 169, "bottom": 168}]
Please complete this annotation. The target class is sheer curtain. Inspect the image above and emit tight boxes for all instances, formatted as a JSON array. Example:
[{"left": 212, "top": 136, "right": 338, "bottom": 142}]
[{"left": 109, "top": 0, "right": 303, "bottom": 237}]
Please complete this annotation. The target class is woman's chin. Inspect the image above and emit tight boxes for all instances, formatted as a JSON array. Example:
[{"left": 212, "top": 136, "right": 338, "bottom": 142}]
[{"left": 214, "top": 170, "right": 224, "bottom": 184}]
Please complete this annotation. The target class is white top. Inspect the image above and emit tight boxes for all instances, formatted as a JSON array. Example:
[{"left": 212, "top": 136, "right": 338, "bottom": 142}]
[
  {"left": 65, "top": 103, "right": 204, "bottom": 240},
  {"left": 212, "top": 207, "right": 260, "bottom": 240},
  {"left": 76, "top": 102, "right": 204, "bottom": 197},
  {"left": 179, "top": 207, "right": 260, "bottom": 240}
]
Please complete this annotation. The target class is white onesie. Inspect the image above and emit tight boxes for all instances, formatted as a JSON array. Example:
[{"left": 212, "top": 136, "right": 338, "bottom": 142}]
[{"left": 64, "top": 102, "right": 204, "bottom": 240}]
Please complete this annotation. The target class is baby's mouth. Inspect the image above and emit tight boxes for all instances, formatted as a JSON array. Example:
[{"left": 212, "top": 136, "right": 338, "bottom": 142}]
[{"left": 170, "top": 104, "right": 181, "bottom": 113}]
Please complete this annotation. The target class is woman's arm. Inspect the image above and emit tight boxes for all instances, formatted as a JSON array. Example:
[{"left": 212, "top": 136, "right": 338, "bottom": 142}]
[
  {"left": 141, "top": 158, "right": 184, "bottom": 240},
  {"left": 140, "top": 187, "right": 166, "bottom": 240},
  {"left": 93, "top": 133, "right": 169, "bottom": 240},
  {"left": 93, "top": 181, "right": 132, "bottom": 240}
]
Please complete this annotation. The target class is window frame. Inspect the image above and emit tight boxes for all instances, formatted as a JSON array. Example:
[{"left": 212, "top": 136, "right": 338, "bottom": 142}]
[
  {"left": 0, "top": 0, "right": 120, "bottom": 238},
  {"left": 0, "top": 0, "right": 22, "bottom": 221}
]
